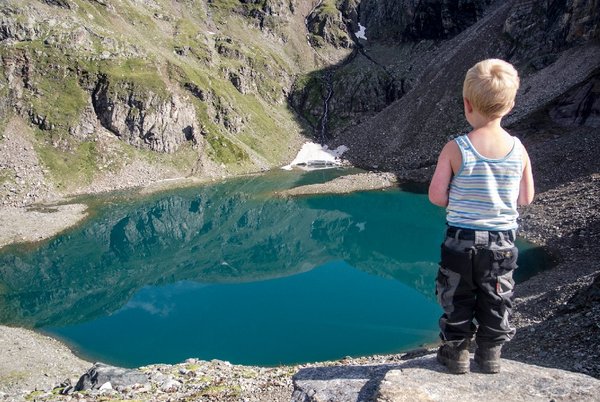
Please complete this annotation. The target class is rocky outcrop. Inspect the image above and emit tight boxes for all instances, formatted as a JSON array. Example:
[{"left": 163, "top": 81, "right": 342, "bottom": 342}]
[
  {"left": 91, "top": 75, "right": 199, "bottom": 153},
  {"left": 305, "top": 1, "right": 353, "bottom": 49},
  {"left": 234, "top": 0, "right": 295, "bottom": 33},
  {"left": 290, "top": 57, "right": 406, "bottom": 138},
  {"left": 548, "top": 70, "right": 600, "bottom": 128},
  {"left": 503, "top": 0, "right": 600, "bottom": 65},
  {"left": 292, "top": 0, "right": 496, "bottom": 139},
  {"left": 41, "top": 0, "right": 74, "bottom": 8},
  {"left": 292, "top": 354, "right": 600, "bottom": 401},
  {"left": 214, "top": 34, "right": 292, "bottom": 104},
  {"left": 1, "top": 14, "right": 200, "bottom": 155},
  {"left": 0, "top": 0, "right": 316, "bottom": 204},
  {"left": 359, "top": 0, "right": 493, "bottom": 42},
  {"left": 72, "top": 364, "right": 149, "bottom": 394},
  {"left": 0, "top": 13, "right": 45, "bottom": 43},
  {"left": 330, "top": 0, "right": 600, "bottom": 176}
]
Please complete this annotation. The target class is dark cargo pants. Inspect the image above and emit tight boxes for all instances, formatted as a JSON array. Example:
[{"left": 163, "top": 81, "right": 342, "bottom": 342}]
[{"left": 436, "top": 227, "right": 518, "bottom": 346}]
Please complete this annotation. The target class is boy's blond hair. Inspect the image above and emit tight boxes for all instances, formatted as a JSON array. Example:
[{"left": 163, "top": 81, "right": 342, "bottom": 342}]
[{"left": 463, "top": 59, "right": 520, "bottom": 118}]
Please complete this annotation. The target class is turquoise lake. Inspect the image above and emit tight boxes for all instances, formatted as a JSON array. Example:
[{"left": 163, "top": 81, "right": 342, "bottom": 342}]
[{"left": 0, "top": 169, "right": 547, "bottom": 368}]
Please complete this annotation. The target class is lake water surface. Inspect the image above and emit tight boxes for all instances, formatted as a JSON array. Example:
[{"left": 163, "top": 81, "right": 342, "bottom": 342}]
[{"left": 0, "top": 169, "right": 548, "bottom": 367}]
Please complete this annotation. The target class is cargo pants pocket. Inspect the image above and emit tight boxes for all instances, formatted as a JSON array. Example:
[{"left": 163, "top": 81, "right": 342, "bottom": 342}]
[
  {"left": 492, "top": 246, "right": 518, "bottom": 298},
  {"left": 436, "top": 243, "right": 472, "bottom": 309}
]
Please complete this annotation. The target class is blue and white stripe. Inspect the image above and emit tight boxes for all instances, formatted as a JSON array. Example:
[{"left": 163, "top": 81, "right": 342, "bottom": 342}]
[{"left": 447, "top": 135, "right": 523, "bottom": 230}]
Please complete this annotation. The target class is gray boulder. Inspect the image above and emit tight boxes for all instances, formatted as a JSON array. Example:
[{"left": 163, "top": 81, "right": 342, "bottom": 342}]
[
  {"left": 292, "top": 354, "right": 600, "bottom": 401},
  {"left": 74, "top": 363, "right": 149, "bottom": 392}
]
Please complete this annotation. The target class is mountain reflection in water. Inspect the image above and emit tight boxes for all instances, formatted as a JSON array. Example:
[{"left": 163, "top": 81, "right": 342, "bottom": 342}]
[{"left": 0, "top": 169, "right": 546, "bottom": 366}]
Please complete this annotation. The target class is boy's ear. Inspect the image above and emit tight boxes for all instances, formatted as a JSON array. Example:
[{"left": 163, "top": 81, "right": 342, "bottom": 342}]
[{"left": 463, "top": 98, "right": 473, "bottom": 113}]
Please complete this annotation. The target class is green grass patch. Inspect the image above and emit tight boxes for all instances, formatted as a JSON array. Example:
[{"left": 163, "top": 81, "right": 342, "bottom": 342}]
[
  {"left": 1, "top": 371, "right": 27, "bottom": 385},
  {"left": 317, "top": 0, "right": 339, "bottom": 16},
  {"left": 115, "top": 0, "right": 158, "bottom": 33},
  {"left": 29, "top": 73, "right": 88, "bottom": 130},
  {"left": 206, "top": 132, "right": 249, "bottom": 165},
  {"left": 208, "top": 0, "right": 249, "bottom": 12},
  {"left": 7, "top": 45, "right": 87, "bottom": 131},
  {"left": 140, "top": 142, "right": 199, "bottom": 173},
  {"left": 99, "top": 58, "right": 168, "bottom": 98},
  {"left": 175, "top": 60, "right": 301, "bottom": 167},
  {"left": 166, "top": 63, "right": 250, "bottom": 169},
  {"left": 172, "top": 18, "right": 212, "bottom": 63},
  {"left": 184, "top": 363, "right": 203, "bottom": 372},
  {"left": 200, "top": 383, "right": 242, "bottom": 397},
  {"left": 25, "top": 390, "right": 44, "bottom": 401},
  {"left": 166, "top": 60, "right": 212, "bottom": 91},
  {"left": 72, "top": 0, "right": 112, "bottom": 23},
  {"left": 35, "top": 136, "right": 99, "bottom": 190},
  {"left": 240, "top": 368, "right": 258, "bottom": 378}
]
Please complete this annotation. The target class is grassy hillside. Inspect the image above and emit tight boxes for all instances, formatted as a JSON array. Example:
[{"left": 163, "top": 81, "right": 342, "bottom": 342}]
[{"left": 0, "top": 0, "right": 323, "bottom": 195}]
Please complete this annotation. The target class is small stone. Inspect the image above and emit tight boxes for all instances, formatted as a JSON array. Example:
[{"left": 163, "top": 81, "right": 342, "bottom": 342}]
[
  {"left": 160, "top": 379, "right": 181, "bottom": 393},
  {"left": 98, "top": 381, "right": 112, "bottom": 391}
]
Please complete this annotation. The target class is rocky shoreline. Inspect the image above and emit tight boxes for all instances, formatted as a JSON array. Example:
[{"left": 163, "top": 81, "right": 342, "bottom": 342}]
[{"left": 0, "top": 169, "right": 599, "bottom": 401}]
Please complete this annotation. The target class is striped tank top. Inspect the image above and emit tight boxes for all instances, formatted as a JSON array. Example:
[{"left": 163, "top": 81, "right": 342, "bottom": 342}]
[{"left": 447, "top": 134, "right": 523, "bottom": 231}]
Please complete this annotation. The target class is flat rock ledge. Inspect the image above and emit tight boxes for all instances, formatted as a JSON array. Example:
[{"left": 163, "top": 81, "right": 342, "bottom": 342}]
[
  {"left": 277, "top": 172, "right": 397, "bottom": 196},
  {"left": 292, "top": 354, "right": 600, "bottom": 402}
]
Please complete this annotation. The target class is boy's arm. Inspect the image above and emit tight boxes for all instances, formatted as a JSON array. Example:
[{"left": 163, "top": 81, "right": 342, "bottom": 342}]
[
  {"left": 518, "top": 148, "right": 535, "bottom": 206},
  {"left": 428, "top": 141, "right": 459, "bottom": 207}
]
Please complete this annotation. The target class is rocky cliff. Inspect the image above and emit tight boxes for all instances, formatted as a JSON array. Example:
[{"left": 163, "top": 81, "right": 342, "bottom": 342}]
[
  {"left": 3, "top": 1, "right": 597, "bottom": 201},
  {"left": 0, "top": 0, "right": 327, "bottom": 205},
  {"left": 328, "top": 0, "right": 600, "bottom": 176}
]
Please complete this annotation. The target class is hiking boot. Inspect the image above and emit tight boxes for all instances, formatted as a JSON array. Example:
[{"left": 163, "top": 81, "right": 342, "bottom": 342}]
[
  {"left": 474, "top": 344, "right": 502, "bottom": 374},
  {"left": 436, "top": 340, "right": 470, "bottom": 374}
]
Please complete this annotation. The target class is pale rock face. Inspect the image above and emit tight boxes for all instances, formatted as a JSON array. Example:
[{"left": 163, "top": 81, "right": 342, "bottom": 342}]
[
  {"left": 92, "top": 80, "right": 199, "bottom": 153},
  {"left": 0, "top": 15, "right": 45, "bottom": 42},
  {"left": 69, "top": 99, "right": 99, "bottom": 140}
]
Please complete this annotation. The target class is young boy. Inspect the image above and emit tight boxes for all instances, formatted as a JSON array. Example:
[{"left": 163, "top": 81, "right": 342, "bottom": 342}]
[{"left": 428, "top": 59, "right": 535, "bottom": 374}]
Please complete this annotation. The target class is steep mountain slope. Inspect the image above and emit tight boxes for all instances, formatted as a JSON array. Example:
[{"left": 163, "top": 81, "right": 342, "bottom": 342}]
[
  {"left": 329, "top": 0, "right": 600, "bottom": 179},
  {"left": 1, "top": 0, "right": 598, "bottom": 202},
  {"left": 0, "top": 0, "right": 343, "bottom": 205}
]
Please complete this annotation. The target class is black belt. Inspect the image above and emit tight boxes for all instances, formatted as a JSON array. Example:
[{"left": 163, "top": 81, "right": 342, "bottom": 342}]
[{"left": 446, "top": 226, "right": 516, "bottom": 242}]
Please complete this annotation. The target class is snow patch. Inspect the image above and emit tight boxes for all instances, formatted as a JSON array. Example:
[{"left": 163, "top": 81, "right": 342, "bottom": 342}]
[
  {"left": 282, "top": 142, "right": 349, "bottom": 170},
  {"left": 355, "top": 23, "right": 367, "bottom": 40}
]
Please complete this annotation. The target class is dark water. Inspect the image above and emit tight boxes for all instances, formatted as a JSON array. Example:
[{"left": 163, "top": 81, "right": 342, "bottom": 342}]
[{"left": 0, "top": 169, "right": 548, "bottom": 367}]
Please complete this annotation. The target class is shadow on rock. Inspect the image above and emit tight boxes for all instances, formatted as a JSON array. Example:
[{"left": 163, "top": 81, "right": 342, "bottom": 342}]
[{"left": 291, "top": 351, "right": 446, "bottom": 402}]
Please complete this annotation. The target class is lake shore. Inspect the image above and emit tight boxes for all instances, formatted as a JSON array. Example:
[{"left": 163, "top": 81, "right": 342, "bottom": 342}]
[{"left": 0, "top": 169, "right": 598, "bottom": 401}]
